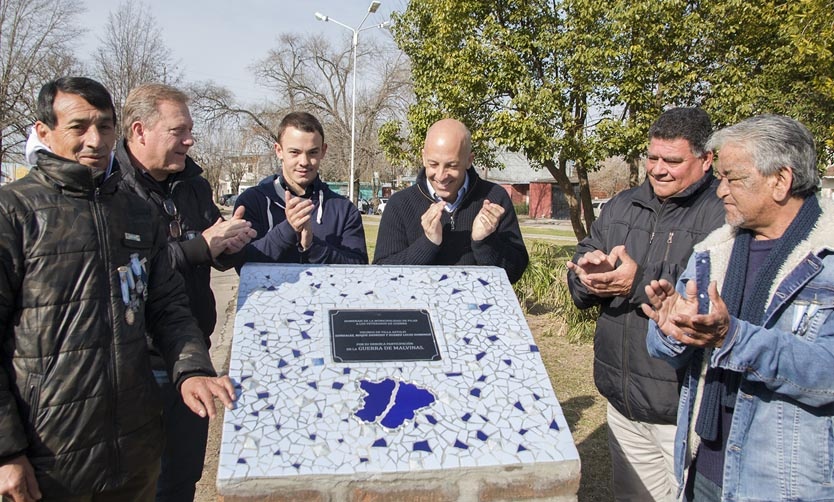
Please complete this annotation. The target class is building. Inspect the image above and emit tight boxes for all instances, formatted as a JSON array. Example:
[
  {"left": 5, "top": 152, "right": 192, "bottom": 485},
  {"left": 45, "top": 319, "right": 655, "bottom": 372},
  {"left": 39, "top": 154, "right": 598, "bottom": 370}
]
[
  {"left": 1, "top": 162, "right": 30, "bottom": 186},
  {"left": 483, "top": 151, "right": 579, "bottom": 219}
]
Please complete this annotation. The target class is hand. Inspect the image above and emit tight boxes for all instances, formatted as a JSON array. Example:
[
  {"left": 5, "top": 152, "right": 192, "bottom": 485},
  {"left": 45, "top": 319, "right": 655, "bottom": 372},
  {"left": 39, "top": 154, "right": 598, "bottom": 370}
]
[
  {"left": 421, "top": 201, "right": 445, "bottom": 245},
  {"left": 285, "top": 191, "right": 314, "bottom": 250},
  {"left": 471, "top": 199, "right": 505, "bottom": 241},
  {"left": 641, "top": 278, "right": 730, "bottom": 348},
  {"left": 0, "top": 455, "right": 41, "bottom": 502},
  {"left": 202, "top": 206, "right": 256, "bottom": 258},
  {"left": 566, "top": 245, "right": 637, "bottom": 297},
  {"left": 221, "top": 206, "right": 257, "bottom": 255},
  {"left": 180, "top": 375, "right": 236, "bottom": 419}
]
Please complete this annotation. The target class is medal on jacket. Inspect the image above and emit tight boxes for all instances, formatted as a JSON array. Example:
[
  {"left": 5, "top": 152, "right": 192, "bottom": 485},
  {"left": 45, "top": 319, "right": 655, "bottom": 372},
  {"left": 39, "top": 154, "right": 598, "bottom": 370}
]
[
  {"left": 129, "top": 254, "right": 145, "bottom": 297},
  {"left": 130, "top": 253, "right": 149, "bottom": 300},
  {"left": 118, "top": 266, "right": 135, "bottom": 325}
]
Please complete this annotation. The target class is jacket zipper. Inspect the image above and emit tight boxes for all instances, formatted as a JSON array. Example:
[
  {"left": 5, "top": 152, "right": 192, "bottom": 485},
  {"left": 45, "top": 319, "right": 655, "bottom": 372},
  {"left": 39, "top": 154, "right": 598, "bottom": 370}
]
[
  {"left": 623, "top": 199, "right": 668, "bottom": 419},
  {"left": 663, "top": 232, "right": 675, "bottom": 262},
  {"left": 417, "top": 174, "right": 479, "bottom": 233},
  {"left": 93, "top": 187, "right": 121, "bottom": 483}
]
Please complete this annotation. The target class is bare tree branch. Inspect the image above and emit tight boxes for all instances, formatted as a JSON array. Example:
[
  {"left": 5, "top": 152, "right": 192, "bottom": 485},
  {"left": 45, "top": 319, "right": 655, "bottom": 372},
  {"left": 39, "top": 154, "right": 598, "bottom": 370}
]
[{"left": 0, "top": 0, "right": 83, "bottom": 163}]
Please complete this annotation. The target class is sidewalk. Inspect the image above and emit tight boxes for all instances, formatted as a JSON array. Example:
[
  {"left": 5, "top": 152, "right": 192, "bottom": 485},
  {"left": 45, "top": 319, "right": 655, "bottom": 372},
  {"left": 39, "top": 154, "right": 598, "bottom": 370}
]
[{"left": 195, "top": 267, "right": 239, "bottom": 500}]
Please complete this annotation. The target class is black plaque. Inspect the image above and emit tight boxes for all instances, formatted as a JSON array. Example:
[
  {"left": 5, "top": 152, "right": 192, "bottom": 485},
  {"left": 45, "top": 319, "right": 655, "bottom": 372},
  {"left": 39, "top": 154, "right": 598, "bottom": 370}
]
[{"left": 329, "top": 309, "right": 441, "bottom": 363}]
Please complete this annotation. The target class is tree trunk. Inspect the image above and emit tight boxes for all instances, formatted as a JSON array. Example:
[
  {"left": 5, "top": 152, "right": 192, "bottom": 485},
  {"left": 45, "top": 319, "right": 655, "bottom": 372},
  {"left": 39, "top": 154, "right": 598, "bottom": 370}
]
[
  {"left": 575, "top": 160, "right": 594, "bottom": 235},
  {"left": 544, "top": 158, "right": 587, "bottom": 241},
  {"left": 628, "top": 155, "right": 641, "bottom": 187}
]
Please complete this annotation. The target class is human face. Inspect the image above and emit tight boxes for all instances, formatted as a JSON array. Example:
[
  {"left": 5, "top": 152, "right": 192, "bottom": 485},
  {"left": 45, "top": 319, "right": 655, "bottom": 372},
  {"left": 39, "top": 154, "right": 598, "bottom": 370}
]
[
  {"left": 276, "top": 127, "right": 326, "bottom": 195},
  {"left": 35, "top": 91, "right": 116, "bottom": 170},
  {"left": 646, "top": 137, "right": 712, "bottom": 200},
  {"left": 714, "top": 142, "right": 779, "bottom": 235},
  {"left": 422, "top": 133, "right": 473, "bottom": 203},
  {"left": 133, "top": 100, "right": 194, "bottom": 181}
]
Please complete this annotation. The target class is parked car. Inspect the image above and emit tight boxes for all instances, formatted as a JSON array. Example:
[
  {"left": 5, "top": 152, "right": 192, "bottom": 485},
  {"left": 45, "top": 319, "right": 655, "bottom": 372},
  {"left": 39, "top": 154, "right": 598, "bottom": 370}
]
[
  {"left": 218, "top": 193, "right": 235, "bottom": 206},
  {"left": 376, "top": 197, "right": 389, "bottom": 215},
  {"left": 224, "top": 194, "right": 238, "bottom": 207},
  {"left": 592, "top": 198, "right": 610, "bottom": 217}
]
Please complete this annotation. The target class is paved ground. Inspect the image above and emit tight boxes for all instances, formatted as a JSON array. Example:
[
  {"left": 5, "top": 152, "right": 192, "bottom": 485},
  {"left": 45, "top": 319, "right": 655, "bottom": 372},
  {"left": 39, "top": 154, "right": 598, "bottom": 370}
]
[{"left": 194, "top": 267, "right": 238, "bottom": 501}]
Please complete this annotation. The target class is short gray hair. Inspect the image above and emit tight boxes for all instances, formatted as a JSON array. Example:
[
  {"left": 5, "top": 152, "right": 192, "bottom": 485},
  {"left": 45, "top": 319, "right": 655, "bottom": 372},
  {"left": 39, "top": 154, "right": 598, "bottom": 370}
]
[
  {"left": 122, "top": 83, "right": 190, "bottom": 140},
  {"left": 706, "top": 114, "right": 819, "bottom": 197}
]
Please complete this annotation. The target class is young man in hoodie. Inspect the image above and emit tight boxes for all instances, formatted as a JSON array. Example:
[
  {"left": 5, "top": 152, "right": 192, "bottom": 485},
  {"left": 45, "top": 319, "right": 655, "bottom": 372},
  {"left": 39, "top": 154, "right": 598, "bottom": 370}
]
[{"left": 235, "top": 112, "right": 368, "bottom": 265}]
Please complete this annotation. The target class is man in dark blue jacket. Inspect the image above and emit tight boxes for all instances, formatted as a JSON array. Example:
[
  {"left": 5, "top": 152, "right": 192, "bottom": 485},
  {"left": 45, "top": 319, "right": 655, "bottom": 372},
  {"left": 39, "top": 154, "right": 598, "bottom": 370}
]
[{"left": 235, "top": 112, "right": 368, "bottom": 265}]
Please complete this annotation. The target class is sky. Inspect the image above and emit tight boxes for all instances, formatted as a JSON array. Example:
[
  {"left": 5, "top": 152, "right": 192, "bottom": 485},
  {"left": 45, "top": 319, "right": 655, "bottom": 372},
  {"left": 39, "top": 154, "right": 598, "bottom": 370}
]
[{"left": 77, "top": 0, "right": 406, "bottom": 105}]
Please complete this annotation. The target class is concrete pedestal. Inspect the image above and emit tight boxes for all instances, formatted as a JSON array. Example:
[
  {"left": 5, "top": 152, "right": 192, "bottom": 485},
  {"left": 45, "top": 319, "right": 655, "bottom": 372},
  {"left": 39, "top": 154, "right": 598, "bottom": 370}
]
[{"left": 218, "top": 264, "right": 580, "bottom": 501}]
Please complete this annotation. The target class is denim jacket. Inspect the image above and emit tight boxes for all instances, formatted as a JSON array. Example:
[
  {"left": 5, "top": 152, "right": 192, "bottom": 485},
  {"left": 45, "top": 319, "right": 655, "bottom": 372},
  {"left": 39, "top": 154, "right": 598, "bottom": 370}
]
[{"left": 647, "top": 198, "right": 834, "bottom": 501}]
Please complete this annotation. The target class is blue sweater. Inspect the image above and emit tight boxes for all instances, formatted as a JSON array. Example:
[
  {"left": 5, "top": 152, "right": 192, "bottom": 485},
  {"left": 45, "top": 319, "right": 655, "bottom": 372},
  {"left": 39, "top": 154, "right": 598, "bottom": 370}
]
[{"left": 234, "top": 175, "right": 368, "bottom": 265}]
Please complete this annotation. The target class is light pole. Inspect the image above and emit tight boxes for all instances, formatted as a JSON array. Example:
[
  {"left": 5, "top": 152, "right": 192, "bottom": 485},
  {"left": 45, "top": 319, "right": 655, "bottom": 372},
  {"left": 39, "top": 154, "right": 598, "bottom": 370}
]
[{"left": 315, "top": 1, "right": 389, "bottom": 204}]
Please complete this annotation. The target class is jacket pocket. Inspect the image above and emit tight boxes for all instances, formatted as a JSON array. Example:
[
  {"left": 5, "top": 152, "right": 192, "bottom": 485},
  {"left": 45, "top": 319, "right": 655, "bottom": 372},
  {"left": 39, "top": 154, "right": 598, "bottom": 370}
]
[
  {"left": 25, "top": 373, "right": 43, "bottom": 427},
  {"left": 121, "top": 236, "right": 154, "bottom": 249}
]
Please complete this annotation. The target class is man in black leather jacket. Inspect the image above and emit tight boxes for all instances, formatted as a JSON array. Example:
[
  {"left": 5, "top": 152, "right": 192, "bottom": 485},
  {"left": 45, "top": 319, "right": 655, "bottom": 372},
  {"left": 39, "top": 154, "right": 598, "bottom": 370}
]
[
  {"left": 0, "top": 77, "right": 235, "bottom": 502},
  {"left": 567, "top": 108, "right": 725, "bottom": 501},
  {"left": 115, "top": 83, "right": 255, "bottom": 502}
]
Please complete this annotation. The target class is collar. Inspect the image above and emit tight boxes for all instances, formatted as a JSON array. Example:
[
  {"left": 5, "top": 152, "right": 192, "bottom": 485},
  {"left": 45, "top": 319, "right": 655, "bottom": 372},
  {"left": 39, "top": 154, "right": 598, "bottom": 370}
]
[{"left": 426, "top": 171, "right": 470, "bottom": 212}]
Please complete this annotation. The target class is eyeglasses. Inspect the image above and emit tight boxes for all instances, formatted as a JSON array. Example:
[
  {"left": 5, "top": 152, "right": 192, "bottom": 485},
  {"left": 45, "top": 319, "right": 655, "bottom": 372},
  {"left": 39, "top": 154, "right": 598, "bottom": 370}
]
[{"left": 162, "top": 198, "right": 182, "bottom": 240}]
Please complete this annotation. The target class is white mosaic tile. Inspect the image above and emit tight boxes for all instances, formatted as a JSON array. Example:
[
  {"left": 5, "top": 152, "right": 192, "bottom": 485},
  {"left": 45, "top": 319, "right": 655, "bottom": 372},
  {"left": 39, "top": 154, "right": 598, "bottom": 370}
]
[{"left": 218, "top": 264, "right": 579, "bottom": 485}]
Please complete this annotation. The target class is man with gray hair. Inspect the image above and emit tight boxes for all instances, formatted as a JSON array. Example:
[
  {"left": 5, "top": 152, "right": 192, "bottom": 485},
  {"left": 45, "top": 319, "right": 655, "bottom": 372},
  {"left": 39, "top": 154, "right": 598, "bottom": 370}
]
[
  {"left": 115, "top": 83, "right": 255, "bottom": 501},
  {"left": 644, "top": 115, "right": 834, "bottom": 500},
  {"left": 568, "top": 108, "right": 725, "bottom": 501}
]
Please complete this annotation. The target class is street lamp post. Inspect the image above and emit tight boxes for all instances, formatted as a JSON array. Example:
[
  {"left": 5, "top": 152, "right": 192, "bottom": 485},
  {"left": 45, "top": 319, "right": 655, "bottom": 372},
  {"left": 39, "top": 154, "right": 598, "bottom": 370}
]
[{"left": 315, "top": 1, "right": 389, "bottom": 204}]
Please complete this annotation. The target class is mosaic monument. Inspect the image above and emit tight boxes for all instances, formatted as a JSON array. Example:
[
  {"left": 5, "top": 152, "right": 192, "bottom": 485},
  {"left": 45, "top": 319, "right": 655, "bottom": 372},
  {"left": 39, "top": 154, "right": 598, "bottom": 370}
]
[{"left": 218, "top": 264, "right": 580, "bottom": 501}]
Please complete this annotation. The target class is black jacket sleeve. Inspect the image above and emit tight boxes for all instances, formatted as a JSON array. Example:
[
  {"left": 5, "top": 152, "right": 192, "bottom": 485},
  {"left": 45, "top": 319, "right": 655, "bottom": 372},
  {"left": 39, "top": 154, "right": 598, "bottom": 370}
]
[
  {"left": 471, "top": 188, "right": 528, "bottom": 284},
  {"left": 143, "top": 220, "right": 216, "bottom": 387}
]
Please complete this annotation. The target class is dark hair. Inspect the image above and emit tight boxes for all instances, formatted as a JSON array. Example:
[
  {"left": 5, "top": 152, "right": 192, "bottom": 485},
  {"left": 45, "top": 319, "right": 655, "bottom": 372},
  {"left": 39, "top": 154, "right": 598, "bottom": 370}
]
[
  {"left": 707, "top": 114, "right": 819, "bottom": 197},
  {"left": 277, "top": 112, "right": 325, "bottom": 144},
  {"left": 648, "top": 107, "right": 712, "bottom": 157},
  {"left": 36, "top": 77, "right": 117, "bottom": 129}
]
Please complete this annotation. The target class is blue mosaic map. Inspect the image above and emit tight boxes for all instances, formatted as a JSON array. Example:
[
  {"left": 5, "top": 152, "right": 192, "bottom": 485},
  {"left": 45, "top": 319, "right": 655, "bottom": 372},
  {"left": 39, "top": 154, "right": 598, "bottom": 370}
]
[{"left": 355, "top": 378, "right": 436, "bottom": 429}]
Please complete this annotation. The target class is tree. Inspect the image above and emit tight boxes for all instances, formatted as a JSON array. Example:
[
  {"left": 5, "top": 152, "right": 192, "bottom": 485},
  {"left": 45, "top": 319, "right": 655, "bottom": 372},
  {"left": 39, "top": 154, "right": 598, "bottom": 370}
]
[
  {"left": 393, "top": 0, "right": 615, "bottom": 239},
  {"left": 595, "top": 0, "right": 710, "bottom": 187},
  {"left": 188, "top": 86, "right": 276, "bottom": 199},
  {"left": 0, "top": 0, "right": 83, "bottom": 163},
  {"left": 250, "top": 32, "right": 413, "bottom": 190},
  {"left": 699, "top": 0, "right": 834, "bottom": 164},
  {"left": 92, "top": 0, "right": 181, "bottom": 116},
  {"left": 190, "top": 33, "right": 413, "bottom": 201},
  {"left": 597, "top": 0, "right": 834, "bottom": 177}
]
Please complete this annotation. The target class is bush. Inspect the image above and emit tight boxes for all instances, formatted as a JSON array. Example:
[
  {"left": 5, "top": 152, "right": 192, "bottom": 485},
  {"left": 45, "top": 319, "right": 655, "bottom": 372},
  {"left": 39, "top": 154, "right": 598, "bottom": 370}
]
[
  {"left": 513, "top": 202, "right": 529, "bottom": 215},
  {"left": 513, "top": 242, "right": 598, "bottom": 344}
]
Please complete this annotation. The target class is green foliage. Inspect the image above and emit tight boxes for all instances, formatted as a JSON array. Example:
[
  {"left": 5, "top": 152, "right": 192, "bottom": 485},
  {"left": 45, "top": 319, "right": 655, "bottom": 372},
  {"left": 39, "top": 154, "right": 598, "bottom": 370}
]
[
  {"left": 513, "top": 202, "right": 529, "bottom": 216},
  {"left": 378, "top": 120, "right": 419, "bottom": 174},
  {"left": 393, "top": 0, "right": 619, "bottom": 239},
  {"left": 513, "top": 242, "right": 598, "bottom": 344},
  {"left": 393, "top": 0, "right": 834, "bottom": 185}
]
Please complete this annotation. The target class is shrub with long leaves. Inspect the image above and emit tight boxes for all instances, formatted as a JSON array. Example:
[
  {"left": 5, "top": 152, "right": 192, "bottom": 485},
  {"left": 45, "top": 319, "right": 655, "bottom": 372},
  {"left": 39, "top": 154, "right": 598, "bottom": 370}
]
[{"left": 513, "top": 242, "right": 598, "bottom": 344}]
